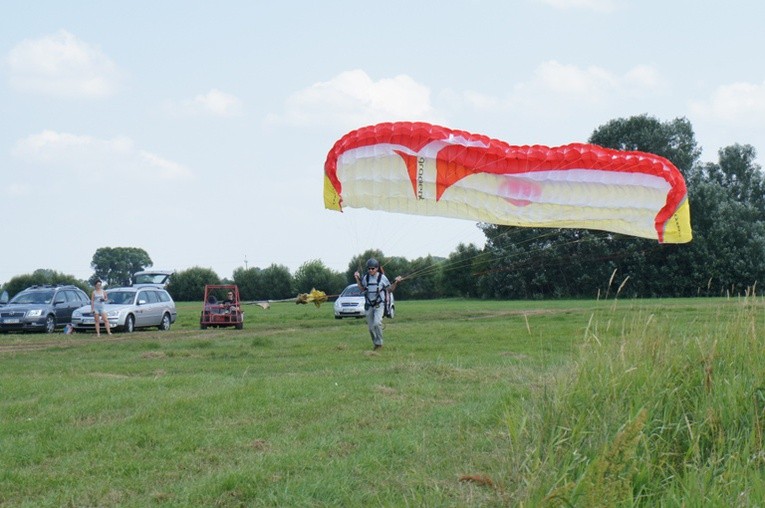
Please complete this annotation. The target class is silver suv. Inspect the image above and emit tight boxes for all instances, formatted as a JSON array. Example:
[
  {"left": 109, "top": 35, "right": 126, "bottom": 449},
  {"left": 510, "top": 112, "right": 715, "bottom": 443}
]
[
  {"left": 0, "top": 285, "right": 90, "bottom": 333},
  {"left": 71, "top": 286, "right": 177, "bottom": 333}
]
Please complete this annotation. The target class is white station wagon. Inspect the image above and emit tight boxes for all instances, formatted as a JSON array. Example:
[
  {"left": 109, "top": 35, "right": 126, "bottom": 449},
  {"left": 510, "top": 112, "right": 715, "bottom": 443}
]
[{"left": 71, "top": 287, "right": 177, "bottom": 333}]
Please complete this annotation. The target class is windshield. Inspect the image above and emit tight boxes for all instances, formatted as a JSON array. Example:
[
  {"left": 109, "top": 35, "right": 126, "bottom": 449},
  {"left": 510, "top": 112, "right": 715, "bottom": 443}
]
[
  {"left": 107, "top": 291, "right": 136, "bottom": 305},
  {"left": 341, "top": 285, "right": 363, "bottom": 297},
  {"left": 134, "top": 273, "right": 170, "bottom": 284},
  {"left": 10, "top": 290, "right": 55, "bottom": 305}
]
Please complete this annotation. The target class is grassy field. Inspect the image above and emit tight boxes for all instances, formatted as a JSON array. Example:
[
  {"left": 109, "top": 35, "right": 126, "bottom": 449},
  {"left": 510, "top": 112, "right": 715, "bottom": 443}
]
[{"left": 1, "top": 297, "right": 764, "bottom": 506}]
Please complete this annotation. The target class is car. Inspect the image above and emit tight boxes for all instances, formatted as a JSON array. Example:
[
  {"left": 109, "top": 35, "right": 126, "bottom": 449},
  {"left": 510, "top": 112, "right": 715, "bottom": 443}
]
[
  {"left": 71, "top": 286, "right": 177, "bottom": 333},
  {"left": 132, "top": 270, "right": 174, "bottom": 288},
  {"left": 333, "top": 283, "right": 395, "bottom": 319},
  {"left": 0, "top": 285, "right": 90, "bottom": 333}
]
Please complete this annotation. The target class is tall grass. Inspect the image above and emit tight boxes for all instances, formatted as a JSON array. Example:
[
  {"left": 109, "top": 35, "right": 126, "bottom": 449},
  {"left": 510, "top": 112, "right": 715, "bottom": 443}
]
[
  {"left": 1, "top": 298, "right": 763, "bottom": 506},
  {"left": 511, "top": 298, "right": 765, "bottom": 506}
]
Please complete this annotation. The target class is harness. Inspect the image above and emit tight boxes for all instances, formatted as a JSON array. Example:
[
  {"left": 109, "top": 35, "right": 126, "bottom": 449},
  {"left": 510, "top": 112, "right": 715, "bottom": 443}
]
[{"left": 362, "top": 272, "right": 386, "bottom": 308}]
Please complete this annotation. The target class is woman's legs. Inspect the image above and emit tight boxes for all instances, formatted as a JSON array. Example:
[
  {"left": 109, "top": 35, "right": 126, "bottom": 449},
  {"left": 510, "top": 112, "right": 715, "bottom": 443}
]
[{"left": 100, "top": 312, "right": 112, "bottom": 335}]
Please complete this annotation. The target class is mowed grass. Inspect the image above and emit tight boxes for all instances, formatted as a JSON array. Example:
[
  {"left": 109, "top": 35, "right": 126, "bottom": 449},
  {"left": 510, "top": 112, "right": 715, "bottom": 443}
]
[{"left": 1, "top": 297, "right": 763, "bottom": 506}]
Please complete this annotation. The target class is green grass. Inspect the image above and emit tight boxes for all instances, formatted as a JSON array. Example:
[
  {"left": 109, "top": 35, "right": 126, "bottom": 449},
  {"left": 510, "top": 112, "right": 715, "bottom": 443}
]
[{"left": 1, "top": 297, "right": 764, "bottom": 506}]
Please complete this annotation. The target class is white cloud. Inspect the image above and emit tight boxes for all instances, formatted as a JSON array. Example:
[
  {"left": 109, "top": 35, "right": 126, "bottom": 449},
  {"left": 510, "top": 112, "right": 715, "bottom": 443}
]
[
  {"left": 689, "top": 80, "right": 765, "bottom": 126},
  {"left": 533, "top": 60, "right": 661, "bottom": 98},
  {"left": 533, "top": 61, "right": 618, "bottom": 96},
  {"left": 13, "top": 130, "right": 191, "bottom": 180},
  {"left": 268, "top": 69, "right": 443, "bottom": 128},
  {"left": 2, "top": 183, "right": 30, "bottom": 197},
  {"left": 168, "top": 89, "right": 244, "bottom": 117},
  {"left": 458, "top": 60, "right": 663, "bottom": 116},
  {"left": 5, "top": 30, "right": 122, "bottom": 98},
  {"left": 536, "top": 0, "right": 621, "bottom": 12}
]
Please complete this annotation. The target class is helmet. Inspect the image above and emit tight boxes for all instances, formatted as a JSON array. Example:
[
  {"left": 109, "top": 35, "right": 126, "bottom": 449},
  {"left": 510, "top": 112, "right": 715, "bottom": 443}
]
[{"left": 366, "top": 258, "right": 380, "bottom": 269}]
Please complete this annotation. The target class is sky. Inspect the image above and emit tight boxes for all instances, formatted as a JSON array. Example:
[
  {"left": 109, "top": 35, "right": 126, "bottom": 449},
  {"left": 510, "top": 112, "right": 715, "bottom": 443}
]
[{"left": 2, "top": 0, "right": 764, "bottom": 285}]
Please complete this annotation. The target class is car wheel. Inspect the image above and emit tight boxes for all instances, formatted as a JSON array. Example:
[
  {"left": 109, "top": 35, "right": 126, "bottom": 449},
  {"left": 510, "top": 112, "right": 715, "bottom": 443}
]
[
  {"left": 158, "top": 313, "right": 171, "bottom": 331},
  {"left": 45, "top": 315, "right": 56, "bottom": 333},
  {"left": 124, "top": 314, "right": 135, "bottom": 333}
]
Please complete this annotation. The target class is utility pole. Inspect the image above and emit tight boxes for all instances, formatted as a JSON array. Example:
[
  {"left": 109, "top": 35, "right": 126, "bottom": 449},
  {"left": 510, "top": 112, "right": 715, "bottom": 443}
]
[{"left": 244, "top": 255, "right": 248, "bottom": 270}]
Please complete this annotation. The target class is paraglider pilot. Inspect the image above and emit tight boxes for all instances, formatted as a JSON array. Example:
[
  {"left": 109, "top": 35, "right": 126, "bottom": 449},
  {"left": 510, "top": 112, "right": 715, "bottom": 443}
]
[{"left": 354, "top": 258, "right": 402, "bottom": 351}]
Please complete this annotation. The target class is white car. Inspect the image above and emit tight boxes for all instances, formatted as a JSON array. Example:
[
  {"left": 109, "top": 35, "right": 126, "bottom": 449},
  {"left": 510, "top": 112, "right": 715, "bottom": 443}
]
[
  {"left": 71, "top": 287, "right": 177, "bottom": 333},
  {"left": 333, "top": 283, "right": 395, "bottom": 319}
]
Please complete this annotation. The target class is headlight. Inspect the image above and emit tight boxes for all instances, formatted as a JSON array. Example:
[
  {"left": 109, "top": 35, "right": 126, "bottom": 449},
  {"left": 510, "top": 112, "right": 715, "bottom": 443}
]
[
  {"left": 27, "top": 309, "right": 43, "bottom": 317},
  {"left": 107, "top": 310, "right": 121, "bottom": 318}
]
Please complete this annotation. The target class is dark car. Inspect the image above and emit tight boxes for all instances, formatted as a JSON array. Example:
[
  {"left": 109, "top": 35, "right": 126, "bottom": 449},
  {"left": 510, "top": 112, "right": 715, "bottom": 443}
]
[{"left": 0, "top": 285, "right": 90, "bottom": 333}]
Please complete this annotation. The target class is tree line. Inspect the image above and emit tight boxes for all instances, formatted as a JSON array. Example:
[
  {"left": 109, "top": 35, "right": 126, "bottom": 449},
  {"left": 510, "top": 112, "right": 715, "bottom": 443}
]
[{"left": 3, "top": 115, "right": 762, "bottom": 301}]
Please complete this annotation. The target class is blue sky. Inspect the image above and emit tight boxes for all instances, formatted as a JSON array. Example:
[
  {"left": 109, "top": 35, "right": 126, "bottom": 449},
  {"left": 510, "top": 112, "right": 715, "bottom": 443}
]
[{"left": 2, "top": 0, "right": 764, "bottom": 284}]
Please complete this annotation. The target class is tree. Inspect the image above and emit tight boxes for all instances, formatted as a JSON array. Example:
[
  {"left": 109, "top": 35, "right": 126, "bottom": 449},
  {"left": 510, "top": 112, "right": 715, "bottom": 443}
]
[
  {"left": 233, "top": 267, "right": 262, "bottom": 300},
  {"left": 293, "top": 260, "right": 345, "bottom": 296},
  {"left": 588, "top": 114, "right": 701, "bottom": 176},
  {"left": 259, "top": 264, "right": 293, "bottom": 299},
  {"left": 2, "top": 269, "right": 88, "bottom": 298},
  {"left": 395, "top": 255, "right": 443, "bottom": 299},
  {"left": 698, "top": 144, "right": 765, "bottom": 215},
  {"left": 345, "top": 249, "right": 386, "bottom": 284},
  {"left": 90, "top": 247, "right": 152, "bottom": 287},
  {"left": 441, "top": 243, "right": 487, "bottom": 298},
  {"left": 166, "top": 267, "right": 220, "bottom": 301}
]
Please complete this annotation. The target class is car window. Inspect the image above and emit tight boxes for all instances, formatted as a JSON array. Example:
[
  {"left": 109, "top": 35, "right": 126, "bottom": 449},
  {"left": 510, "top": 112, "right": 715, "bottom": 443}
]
[
  {"left": 66, "top": 290, "right": 85, "bottom": 303},
  {"left": 11, "top": 290, "right": 54, "bottom": 304},
  {"left": 157, "top": 291, "right": 171, "bottom": 303},
  {"left": 134, "top": 273, "right": 171, "bottom": 285},
  {"left": 141, "top": 291, "right": 159, "bottom": 304},
  {"left": 108, "top": 291, "right": 135, "bottom": 305},
  {"left": 341, "top": 286, "right": 363, "bottom": 297}
]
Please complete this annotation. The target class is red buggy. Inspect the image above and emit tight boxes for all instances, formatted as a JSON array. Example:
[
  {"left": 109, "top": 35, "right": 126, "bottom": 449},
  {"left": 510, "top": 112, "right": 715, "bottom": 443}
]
[{"left": 200, "top": 284, "right": 244, "bottom": 330}]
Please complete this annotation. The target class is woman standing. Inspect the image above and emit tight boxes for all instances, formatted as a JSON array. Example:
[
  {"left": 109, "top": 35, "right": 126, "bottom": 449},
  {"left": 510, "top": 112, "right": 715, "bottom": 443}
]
[{"left": 91, "top": 280, "right": 112, "bottom": 336}]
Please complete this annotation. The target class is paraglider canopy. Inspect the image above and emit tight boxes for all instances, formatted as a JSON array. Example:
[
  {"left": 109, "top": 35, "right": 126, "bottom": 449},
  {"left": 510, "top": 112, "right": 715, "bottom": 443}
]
[{"left": 324, "top": 122, "right": 691, "bottom": 244}]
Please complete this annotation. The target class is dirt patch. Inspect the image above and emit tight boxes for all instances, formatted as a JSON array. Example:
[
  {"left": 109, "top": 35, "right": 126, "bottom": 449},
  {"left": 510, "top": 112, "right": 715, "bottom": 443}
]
[
  {"left": 464, "top": 307, "right": 585, "bottom": 320},
  {"left": 141, "top": 351, "right": 168, "bottom": 359},
  {"left": 374, "top": 384, "right": 398, "bottom": 396}
]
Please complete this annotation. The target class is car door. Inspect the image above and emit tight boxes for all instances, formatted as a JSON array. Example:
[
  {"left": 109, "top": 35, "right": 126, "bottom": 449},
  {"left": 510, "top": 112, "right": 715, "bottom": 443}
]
[
  {"left": 62, "top": 290, "right": 83, "bottom": 323},
  {"left": 147, "top": 290, "right": 164, "bottom": 325},
  {"left": 52, "top": 290, "right": 70, "bottom": 324},
  {"left": 135, "top": 290, "right": 161, "bottom": 327},
  {"left": 135, "top": 290, "right": 150, "bottom": 327}
]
